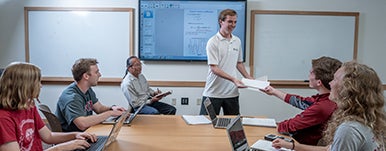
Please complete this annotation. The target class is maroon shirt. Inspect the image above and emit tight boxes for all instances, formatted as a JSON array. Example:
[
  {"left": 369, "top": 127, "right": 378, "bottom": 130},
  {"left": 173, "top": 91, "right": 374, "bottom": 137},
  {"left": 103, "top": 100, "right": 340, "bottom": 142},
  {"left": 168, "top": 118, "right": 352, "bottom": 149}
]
[
  {"left": 0, "top": 106, "right": 45, "bottom": 151},
  {"left": 278, "top": 93, "right": 337, "bottom": 145}
]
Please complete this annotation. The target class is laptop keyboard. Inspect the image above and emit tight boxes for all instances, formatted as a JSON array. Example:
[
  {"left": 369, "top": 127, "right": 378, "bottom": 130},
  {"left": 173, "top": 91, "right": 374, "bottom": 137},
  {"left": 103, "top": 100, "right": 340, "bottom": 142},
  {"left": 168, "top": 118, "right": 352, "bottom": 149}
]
[
  {"left": 216, "top": 118, "right": 232, "bottom": 128},
  {"left": 86, "top": 136, "right": 109, "bottom": 151}
]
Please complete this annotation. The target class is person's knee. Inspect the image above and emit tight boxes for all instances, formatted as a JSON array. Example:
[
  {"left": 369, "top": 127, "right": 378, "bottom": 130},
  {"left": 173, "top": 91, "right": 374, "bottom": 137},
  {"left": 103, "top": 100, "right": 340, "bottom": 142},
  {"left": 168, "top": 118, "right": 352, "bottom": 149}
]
[
  {"left": 141, "top": 106, "right": 160, "bottom": 114},
  {"left": 149, "top": 109, "right": 160, "bottom": 114},
  {"left": 163, "top": 106, "right": 176, "bottom": 115},
  {"left": 170, "top": 106, "right": 177, "bottom": 114}
]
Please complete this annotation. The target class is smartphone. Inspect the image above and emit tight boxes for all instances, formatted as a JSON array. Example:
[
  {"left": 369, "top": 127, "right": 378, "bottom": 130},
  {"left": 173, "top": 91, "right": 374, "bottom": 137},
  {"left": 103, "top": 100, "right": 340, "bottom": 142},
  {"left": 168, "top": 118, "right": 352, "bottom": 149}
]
[
  {"left": 264, "top": 134, "right": 279, "bottom": 141},
  {"left": 264, "top": 134, "right": 293, "bottom": 142}
]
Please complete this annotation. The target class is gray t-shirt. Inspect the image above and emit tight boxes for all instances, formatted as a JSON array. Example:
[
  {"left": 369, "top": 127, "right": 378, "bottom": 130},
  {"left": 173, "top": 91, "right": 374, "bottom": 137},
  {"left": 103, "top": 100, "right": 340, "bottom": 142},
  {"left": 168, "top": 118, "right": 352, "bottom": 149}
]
[
  {"left": 331, "top": 121, "right": 384, "bottom": 151},
  {"left": 55, "top": 82, "right": 98, "bottom": 132}
]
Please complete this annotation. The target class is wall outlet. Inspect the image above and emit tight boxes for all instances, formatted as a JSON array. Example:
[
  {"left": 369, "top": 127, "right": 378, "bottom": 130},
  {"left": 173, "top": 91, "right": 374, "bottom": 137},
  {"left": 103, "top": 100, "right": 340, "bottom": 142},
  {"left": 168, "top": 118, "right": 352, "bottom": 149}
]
[
  {"left": 172, "top": 98, "right": 176, "bottom": 105},
  {"left": 181, "top": 97, "right": 189, "bottom": 105},
  {"left": 196, "top": 98, "right": 201, "bottom": 105}
]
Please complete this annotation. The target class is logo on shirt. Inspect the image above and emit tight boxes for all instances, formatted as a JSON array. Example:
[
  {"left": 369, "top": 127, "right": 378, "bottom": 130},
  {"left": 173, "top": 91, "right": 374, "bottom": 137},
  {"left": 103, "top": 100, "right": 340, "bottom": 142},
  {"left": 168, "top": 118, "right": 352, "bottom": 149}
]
[
  {"left": 19, "top": 119, "right": 35, "bottom": 151},
  {"left": 233, "top": 48, "right": 238, "bottom": 51},
  {"left": 85, "top": 100, "right": 93, "bottom": 111}
]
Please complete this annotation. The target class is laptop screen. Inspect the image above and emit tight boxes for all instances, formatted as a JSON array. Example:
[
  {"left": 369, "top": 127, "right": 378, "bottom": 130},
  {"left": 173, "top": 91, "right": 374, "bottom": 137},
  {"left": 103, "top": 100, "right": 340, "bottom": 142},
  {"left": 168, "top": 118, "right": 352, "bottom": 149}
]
[
  {"left": 104, "top": 107, "right": 132, "bottom": 148},
  {"left": 204, "top": 98, "right": 218, "bottom": 124},
  {"left": 127, "top": 102, "right": 145, "bottom": 123},
  {"left": 226, "top": 116, "right": 249, "bottom": 151}
]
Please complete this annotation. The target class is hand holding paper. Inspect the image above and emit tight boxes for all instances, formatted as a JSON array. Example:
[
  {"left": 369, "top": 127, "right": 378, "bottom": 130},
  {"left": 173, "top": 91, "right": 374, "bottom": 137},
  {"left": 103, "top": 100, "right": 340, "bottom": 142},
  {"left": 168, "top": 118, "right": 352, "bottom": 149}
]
[
  {"left": 155, "top": 90, "right": 172, "bottom": 98},
  {"left": 241, "top": 77, "right": 270, "bottom": 90}
]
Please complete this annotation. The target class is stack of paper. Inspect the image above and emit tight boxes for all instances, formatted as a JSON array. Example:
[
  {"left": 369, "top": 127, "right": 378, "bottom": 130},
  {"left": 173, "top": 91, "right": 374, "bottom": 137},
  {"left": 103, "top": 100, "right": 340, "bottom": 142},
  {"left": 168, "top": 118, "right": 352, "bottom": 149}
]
[
  {"left": 242, "top": 117, "right": 277, "bottom": 127},
  {"left": 241, "top": 77, "right": 270, "bottom": 90},
  {"left": 182, "top": 115, "right": 212, "bottom": 125}
]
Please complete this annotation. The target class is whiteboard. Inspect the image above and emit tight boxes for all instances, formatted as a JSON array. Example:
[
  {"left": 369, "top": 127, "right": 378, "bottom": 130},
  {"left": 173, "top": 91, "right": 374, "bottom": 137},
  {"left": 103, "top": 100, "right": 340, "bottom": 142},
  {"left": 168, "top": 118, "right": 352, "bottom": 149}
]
[
  {"left": 250, "top": 10, "right": 359, "bottom": 81},
  {"left": 25, "top": 7, "right": 134, "bottom": 78}
]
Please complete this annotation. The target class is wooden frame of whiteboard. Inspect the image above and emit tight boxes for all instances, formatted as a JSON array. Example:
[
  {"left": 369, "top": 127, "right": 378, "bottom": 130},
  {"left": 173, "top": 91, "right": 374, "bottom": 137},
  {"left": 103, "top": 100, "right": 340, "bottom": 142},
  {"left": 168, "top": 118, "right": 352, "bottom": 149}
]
[
  {"left": 24, "top": 7, "right": 135, "bottom": 83},
  {"left": 249, "top": 10, "right": 359, "bottom": 88}
]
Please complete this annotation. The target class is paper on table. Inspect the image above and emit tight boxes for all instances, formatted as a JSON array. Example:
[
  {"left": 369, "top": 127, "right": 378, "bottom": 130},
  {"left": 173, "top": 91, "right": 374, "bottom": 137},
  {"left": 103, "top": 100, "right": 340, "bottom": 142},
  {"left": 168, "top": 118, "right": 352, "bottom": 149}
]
[
  {"left": 242, "top": 117, "right": 277, "bottom": 127},
  {"left": 182, "top": 115, "right": 212, "bottom": 125},
  {"left": 251, "top": 140, "right": 291, "bottom": 151},
  {"left": 241, "top": 77, "right": 270, "bottom": 90}
]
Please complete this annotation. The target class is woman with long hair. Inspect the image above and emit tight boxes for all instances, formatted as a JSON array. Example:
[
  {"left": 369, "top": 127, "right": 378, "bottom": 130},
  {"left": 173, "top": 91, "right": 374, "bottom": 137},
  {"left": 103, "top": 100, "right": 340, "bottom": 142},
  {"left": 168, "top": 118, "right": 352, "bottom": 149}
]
[{"left": 0, "top": 62, "right": 97, "bottom": 151}]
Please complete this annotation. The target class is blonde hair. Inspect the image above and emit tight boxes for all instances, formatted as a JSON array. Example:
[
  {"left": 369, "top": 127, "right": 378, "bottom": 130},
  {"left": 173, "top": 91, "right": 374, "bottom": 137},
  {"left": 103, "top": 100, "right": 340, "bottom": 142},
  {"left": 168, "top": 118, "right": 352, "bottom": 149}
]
[
  {"left": 0, "top": 62, "right": 41, "bottom": 110},
  {"left": 323, "top": 61, "right": 386, "bottom": 145}
]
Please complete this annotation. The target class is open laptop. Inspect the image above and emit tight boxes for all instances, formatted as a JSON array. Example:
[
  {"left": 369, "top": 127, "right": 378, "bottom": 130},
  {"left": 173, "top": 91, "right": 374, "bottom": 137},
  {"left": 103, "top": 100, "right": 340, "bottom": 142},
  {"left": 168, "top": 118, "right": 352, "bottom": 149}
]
[
  {"left": 226, "top": 115, "right": 291, "bottom": 151},
  {"left": 204, "top": 98, "right": 232, "bottom": 129},
  {"left": 103, "top": 102, "right": 146, "bottom": 125},
  {"left": 126, "top": 101, "right": 146, "bottom": 124},
  {"left": 82, "top": 106, "right": 131, "bottom": 151}
]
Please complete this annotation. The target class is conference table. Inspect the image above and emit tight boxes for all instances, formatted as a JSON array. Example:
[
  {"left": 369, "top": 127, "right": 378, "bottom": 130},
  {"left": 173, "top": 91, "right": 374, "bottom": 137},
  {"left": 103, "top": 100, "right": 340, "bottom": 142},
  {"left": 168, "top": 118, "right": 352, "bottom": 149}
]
[{"left": 86, "top": 115, "right": 278, "bottom": 151}]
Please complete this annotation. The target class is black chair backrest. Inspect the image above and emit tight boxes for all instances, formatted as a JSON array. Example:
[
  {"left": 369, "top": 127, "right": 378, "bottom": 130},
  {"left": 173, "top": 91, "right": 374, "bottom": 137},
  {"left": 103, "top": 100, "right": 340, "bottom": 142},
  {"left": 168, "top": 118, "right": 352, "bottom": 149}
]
[{"left": 38, "top": 104, "right": 63, "bottom": 132}]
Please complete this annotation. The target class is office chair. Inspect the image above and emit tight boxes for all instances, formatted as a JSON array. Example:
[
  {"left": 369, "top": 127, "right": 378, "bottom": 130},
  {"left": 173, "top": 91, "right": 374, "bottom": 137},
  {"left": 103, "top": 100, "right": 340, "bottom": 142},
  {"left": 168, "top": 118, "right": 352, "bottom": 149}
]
[{"left": 38, "top": 104, "right": 63, "bottom": 132}]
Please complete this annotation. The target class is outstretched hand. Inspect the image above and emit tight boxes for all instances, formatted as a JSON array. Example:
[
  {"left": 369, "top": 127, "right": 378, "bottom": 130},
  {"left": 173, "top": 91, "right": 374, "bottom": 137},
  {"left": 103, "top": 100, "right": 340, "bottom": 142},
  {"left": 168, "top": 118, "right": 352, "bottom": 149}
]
[
  {"left": 75, "top": 132, "right": 97, "bottom": 143},
  {"left": 271, "top": 138, "right": 292, "bottom": 150},
  {"left": 50, "top": 139, "right": 90, "bottom": 151},
  {"left": 261, "top": 86, "right": 275, "bottom": 95},
  {"left": 234, "top": 79, "right": 247, "bottom": 88},
  {"left": 111, "top": 105, "right": 126, "bottom": 112}
]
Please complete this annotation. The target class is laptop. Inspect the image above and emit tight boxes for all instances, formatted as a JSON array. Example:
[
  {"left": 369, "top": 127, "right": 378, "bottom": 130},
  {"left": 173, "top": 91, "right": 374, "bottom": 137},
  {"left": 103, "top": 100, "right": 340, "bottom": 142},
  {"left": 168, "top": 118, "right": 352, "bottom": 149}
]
[
  {"left": 103, "top": 102, "right": 146, "bottom": 125},
  {"left": 126, "top": 101, "right": 146, "bottom": 124},
  {"left": 82, "top": 106, "right": 131, "bottom": 151},
  {"left": 204, "top": 98, "right": 232, "bottom": 129},
  {"left": 226, "top": 115, "right": 291, "bottom": 151}
]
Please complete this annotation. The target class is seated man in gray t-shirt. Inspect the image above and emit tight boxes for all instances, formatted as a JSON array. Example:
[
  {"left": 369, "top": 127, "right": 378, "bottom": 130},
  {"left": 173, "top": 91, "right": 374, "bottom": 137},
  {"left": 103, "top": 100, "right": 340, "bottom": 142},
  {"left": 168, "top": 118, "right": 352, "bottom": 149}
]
[{"left": 56, "top": 58, "right": 125, "bottom": 132}]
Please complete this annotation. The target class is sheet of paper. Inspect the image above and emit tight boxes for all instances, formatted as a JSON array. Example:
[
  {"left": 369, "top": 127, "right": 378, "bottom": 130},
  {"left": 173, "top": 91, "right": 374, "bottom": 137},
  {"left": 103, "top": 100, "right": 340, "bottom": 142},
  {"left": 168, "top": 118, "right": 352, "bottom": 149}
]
[
  {"left": 251, "top": 140, "right": 291, "bottom": 151},
  {"left": 242, "top": 117, "right": 277, "bottom": 127},
  {"left": 182, "top": 115, "right": 212, "bottom": 125},
  {"left": 241, "top": 78, "right": 270, "bottom": 90},
  {"left": 245, "top": 87, "right": 264, "bottom": 93}
]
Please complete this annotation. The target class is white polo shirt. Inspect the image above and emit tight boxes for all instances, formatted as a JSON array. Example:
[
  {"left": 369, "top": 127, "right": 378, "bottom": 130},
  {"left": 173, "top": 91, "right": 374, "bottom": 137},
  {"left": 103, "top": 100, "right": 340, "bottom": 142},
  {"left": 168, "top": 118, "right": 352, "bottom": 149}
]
[{"left": 202, "top": 32, "right": 243, "bottom": 98}]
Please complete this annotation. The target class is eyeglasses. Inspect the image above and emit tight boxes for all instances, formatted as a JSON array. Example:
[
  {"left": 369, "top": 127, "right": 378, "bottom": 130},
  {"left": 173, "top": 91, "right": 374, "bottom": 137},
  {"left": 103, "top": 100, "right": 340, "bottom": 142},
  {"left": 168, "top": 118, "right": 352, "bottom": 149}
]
[{"left": 130, "top": 63, "right": 142, "bottom": 67}]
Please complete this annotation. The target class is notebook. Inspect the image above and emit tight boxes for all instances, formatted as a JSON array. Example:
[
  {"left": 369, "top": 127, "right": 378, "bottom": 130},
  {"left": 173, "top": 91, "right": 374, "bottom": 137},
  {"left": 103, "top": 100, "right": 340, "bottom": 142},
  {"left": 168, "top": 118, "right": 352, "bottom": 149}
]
[
  {"left": 103, "top": 102, "right": 146, "bottom": 125},
  {"left": 83, "top": 106, "right": 131, "bottom": 151},
  {"left": 204, "top": 98, "right": 232, "bottom": 129},
  {"left": 242, "top": 117, "right": 277, "bottom": 127},
  {"left": 226, "top": 115, "right": 291, "bottom": 151},
  {"left": 181, "top": 115, "right": 212, "bottom": 125}
]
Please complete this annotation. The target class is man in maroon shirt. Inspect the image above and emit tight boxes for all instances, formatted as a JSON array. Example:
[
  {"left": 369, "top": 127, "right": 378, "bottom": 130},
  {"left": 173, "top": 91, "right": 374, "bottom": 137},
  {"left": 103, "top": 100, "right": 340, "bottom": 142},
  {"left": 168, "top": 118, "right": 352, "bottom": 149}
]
[{"left": 262, "top": 56, "right": 342, "bottom": 145}]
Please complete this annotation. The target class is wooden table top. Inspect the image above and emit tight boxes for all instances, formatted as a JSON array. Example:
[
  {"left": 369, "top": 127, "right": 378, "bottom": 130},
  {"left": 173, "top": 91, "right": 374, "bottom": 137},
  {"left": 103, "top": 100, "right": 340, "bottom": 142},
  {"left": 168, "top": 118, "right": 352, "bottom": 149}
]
[{"left": 86, "top": 115, "right": 278, "bottom": 151}]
